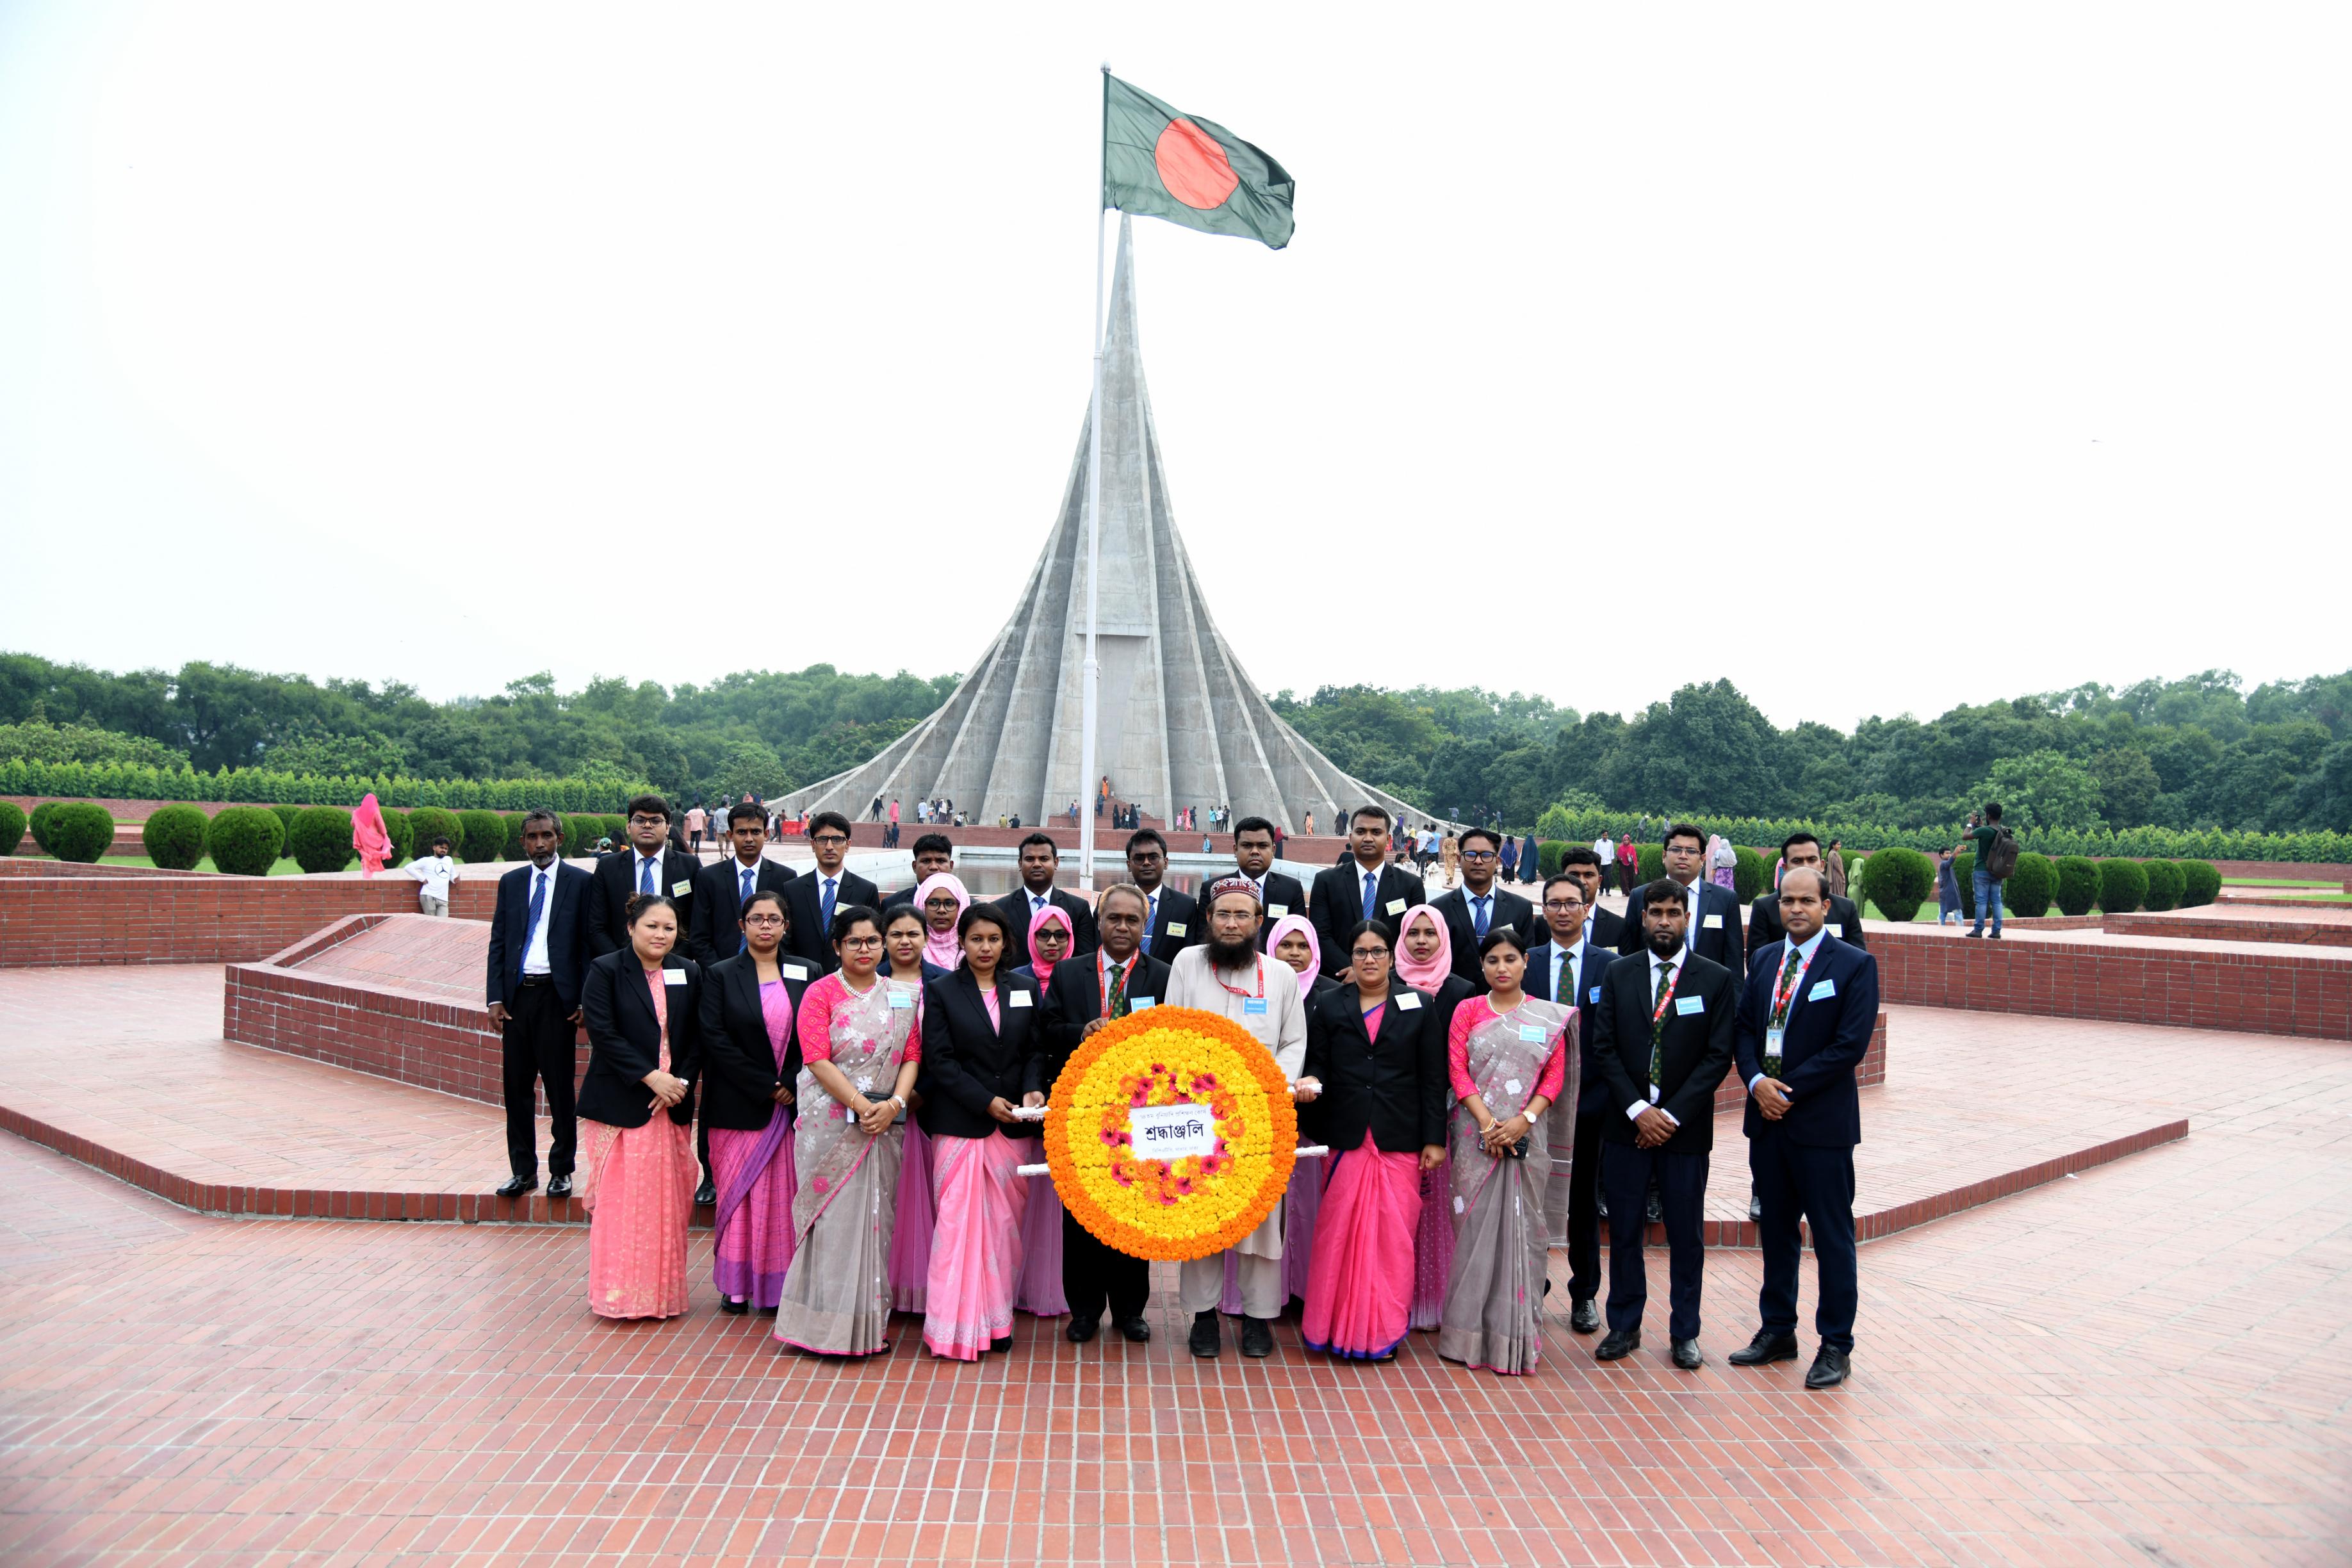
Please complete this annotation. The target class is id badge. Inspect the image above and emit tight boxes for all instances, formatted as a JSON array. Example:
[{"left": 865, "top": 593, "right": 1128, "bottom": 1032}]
[
  {"left": 1129, "top": 996, "right": 1155, "bottom": 1011},
  {"left": 1008, "top": 991, "right": 1033, "bottom": 1009},
  {"left": 662, "top": 969, "right": 688, "bottom": 986},
  {"left": 1385, "top": 899, "right": 1408, "bottom": 915},
  {"left": 671, "top": 880, "right": 692, "bottom": 897},
  {"left": 1765, "top": 1026, "right": 1784, "bottom": 1060},
  {"left": 1267, "top": 904, "right": 1288, "bottom": 918},
  {"left": 1808, "top": 978, "right": 1837, "bottom": 1001},
  {"left": 1674, "top": 995, "right": 1704, "bottom": 1016},
  {"left": 781, "top": 963, "right": 809, "bottom": 981},
  {"left": 1394, "top": 992, "right": 1422, "bottom": 1011},
  {"left": 887, "top": 990, "right": 915, "bottom": 1011},
  {"left": 1517, "top": 1024, "right": 1546, "bottom": 1043},
  {"left": 1167, "top": 922, "right": 1187, "bottom": 937},
  {"left": 1243, "top": 998, "right": 1268, "bottom": 1017}
]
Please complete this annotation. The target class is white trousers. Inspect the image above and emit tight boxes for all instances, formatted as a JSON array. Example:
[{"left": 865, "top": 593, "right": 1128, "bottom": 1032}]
[{"left": 1179, "top": 1251, "right": 1284, "bottom": 1319}]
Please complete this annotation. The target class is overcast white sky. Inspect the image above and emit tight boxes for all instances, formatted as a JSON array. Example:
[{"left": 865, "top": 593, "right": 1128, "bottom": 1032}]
[{"left": 3, "top": 3, "right": 2346, "bottom": 730}]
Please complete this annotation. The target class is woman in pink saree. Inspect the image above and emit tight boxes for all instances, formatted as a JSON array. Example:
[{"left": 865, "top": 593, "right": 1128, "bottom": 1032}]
[
  {"left": 1437, "top": 927, "right": 1574, "bottom": 1375},
  {"left": 352, "top": 792, "right": 394, "bottom": 878},
  {"left": 774, "top": 907, "right": 921, "bottom": 1356},
  {"left": 886, "top": 872, "right": 970, "bottom": 1312},
  {"left": 575, "top": 894, "right": 702, "bottom": 1320},
  {"left": 1269, "top": 913, "right": 1339, "bottom": 1307},
  {"left": 694, "top": 888, "right": 804, "bottom": 1314},
  {"left": 1009, "top": 903, "right": 1072, "bottom": 1319}
]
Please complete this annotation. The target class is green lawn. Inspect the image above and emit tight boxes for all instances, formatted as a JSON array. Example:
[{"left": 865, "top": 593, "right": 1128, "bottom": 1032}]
[
  {"left": 95, "top": 853, "right": 309, "bottom": 875},
  {"left": 2223, "top": 876, "right": 2344, "bottom": 888}
]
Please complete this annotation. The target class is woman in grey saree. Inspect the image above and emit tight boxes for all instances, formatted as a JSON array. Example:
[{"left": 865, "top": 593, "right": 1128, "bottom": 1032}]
[
  {"left": 774, "top": 908, "right": 922, "bottom": 1357},
  {"left": 1437, "top": 928, "right": 1577, "bottom": 1375}
]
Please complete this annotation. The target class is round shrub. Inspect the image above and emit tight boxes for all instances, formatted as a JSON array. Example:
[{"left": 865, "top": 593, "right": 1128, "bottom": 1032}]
[
  {"left": 286, "top": 806, "right": 357, "bottom": 874},
  {"left": 44, "top": 803, "right": 115, "bottom": 863},
  {"left": 0, "top": 801, "right": 25, "bottom": 856},
  {"left": 28, "top": 802, "right": 61, "bottom": 853},
  {"left": 602, "top": 813, "right": 628, "bottom": 845},
  {"left": 2141, "top": 858, "right": 2183, "bottom": 912},
  {"left": 2054, "top": 856, "right": 2100, "bottom": 917},
  {"left": 1858, "top": 846, "right": 1934, "bottom": 924},
  {"left": 205, "top": 806, "right": 285, "bottom": 876},
  {"left": 457, "top": 809, "right": 507, "bottom": 863},
  {"left": 377, "top": 807, "right": 414, "bottom": 865},
  {"left": 142, "top": 804, "right": 209, "bottom": 870},
  {"left": 1733, "top": 846, "right": 1769, "bottom": 903},
  {"left": 2096, "top": 857, "right": 2148, "bottom": 915},
  {"left": 503, "top": 812, "right": 530, "bottom": 859},
  {"left": 1637, "top": 844, "right": 1665, "bottom": 886},
  {"left": 269, "top": 804, "right": 304, "bottom": 842},
  {"left": 407, "top": 806, "right": 462, "bottom": 860},
  {"left": 1536, "top": 840, "right": 1567, "bottom": 878},
  {"left": 564, "top": 813, "right": 604, "bottom": 854},
  {"left": 2177, "top": 860, "right": 2222, "bottom": 908},
  {"left": 1952, "top": 852, "right": 1977, "bottom": 920},
  {"left": 2006, "top": 853, "right": 2055, "bottom": 918}
]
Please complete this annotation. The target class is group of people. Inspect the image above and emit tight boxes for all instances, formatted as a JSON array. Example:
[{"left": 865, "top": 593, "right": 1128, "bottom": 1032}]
[{"left": 483, "top": 797, "right": 1874, "bottom": 1388}]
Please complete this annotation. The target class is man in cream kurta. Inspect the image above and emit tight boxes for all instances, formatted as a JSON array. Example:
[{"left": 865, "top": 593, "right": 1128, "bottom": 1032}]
[{"left": 1165, "top": 878, "right": 1317, "bottom": 1359}]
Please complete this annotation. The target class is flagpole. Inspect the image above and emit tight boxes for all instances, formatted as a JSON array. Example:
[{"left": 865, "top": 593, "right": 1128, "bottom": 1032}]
[{"left": 1078, "top": 63, "right": 1109, "bottom": 886}]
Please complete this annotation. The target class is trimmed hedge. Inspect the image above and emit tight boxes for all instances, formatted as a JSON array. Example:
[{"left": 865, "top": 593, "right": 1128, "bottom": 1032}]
[
  {"left": 1732, "top": 846, "right": 1769, "bottom": 902},
  {"left": 1953, "top": 852, "right": 1977, "bottom": 920},
  {"left": 206, "top": 806, "right": 285, "bottom": 876},
  {"left": 407, "top": 806, "right": 462, "bottom": 859},
  {"left": 2054, "top": 856, "right": 2100, "bottom": 917},
  {"left": 503, "top": 812, "right": 530, "bottom": 859},
  {"left": 287, "top": 806, "right": 356, "bottom": 874},
  {"left": 142, "top": 804, "right": 210, "bottom": 870},
  {"left": 2140, "top": 859, "right": 2183, "bottom": 911},
  {"left": 1636, "top": 844, "right": 1665, "bottom": 886},
  {"left": 2096, "top": 857, "right": 2148, "bottom": 915},
  {"left": 559, "top": 813, "right": 601, "bottom": 853},
  {"left": 28, "top": 802, "right": 61, "bottom": 853},
  {"left": 0, "top": 801, "right": 24, "bottom": 856},
  {"left": 1859, "top": 846, "right": 1933, "bottom": 923},
  {"left": 378, "top": 807, "right": 414, "bottom": 865},
  {"left": 44, "top": 803, "right": 115, "bottom": 863},
  {"left": 1536, "top": 840, "right": 1567, "bottom": 878},
  {"left": 2006, "top": 853, "right": 2055, "bottom": 918},
  {"left": 0, "top": 756, "right": 649, "bottom": 814},
  {"left": 269, "top": 804, "right": 303, "bottom": 842},
  {"left": 457, "top": 810, "right": 507, "bottom": 864},
  {"left": 2178, "top": 860, "right": 2221, "bottom": 908}
]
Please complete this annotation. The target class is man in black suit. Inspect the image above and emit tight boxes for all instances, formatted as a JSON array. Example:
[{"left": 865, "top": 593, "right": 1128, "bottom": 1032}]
[
  {"left": 1430, "top": 826, "right": 1539, "bottom": 988},
  {"left": 1309, "top": 806, "right": 1428, "bottom": 977},
  {"left": 687, "top": 802, "right": 799, "bottom": 965},
  {"left": 1523, "top": 874, "right": 1615, "bottom": 1335},
  {"left": 484, "top": 809, "right": 596, "bottom": 1200},
  {"left": 1590, "top": 880, "right": 1737, "bottom": 1370},
  {"left": 781, "top": 810, "right": 879, "bottom": 973},
  {"left": 993, "top": 832, "right": 1098, "bottom": 970},
  {"left": 586, "top": 794, "right": 699, "bottom": 960},
  {"left": 1230, "top": 817, "right": 1306, "bottom": 950},
  {"left": 1617, "top": 821, "right": 1745, "bottom": 978},
  {"left": 1747, "top": 832, "right": 1868, "bottom": 961},
  {"left": 1033, "top": 883, "right": 1170, "bottom": 1344},
  {"left": 1556, "top": 847, "right": 1627, "bottom": 952},
  {"left": 1123, "top": 828, "right": 1199, "bottom": 963},
  {"left": 879, "top": 833, "right": 956, "bottom": 910},
  {"left": 1728, "top": 867, "right": 1878, "bottom": 1389}
]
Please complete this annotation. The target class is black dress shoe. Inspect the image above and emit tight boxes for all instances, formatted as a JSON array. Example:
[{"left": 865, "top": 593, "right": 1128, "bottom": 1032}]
[
  {"left": 1188, "top": 1310, "right": 1221, "bottom": 1359},
  {"left": 1595, "top": 1329, "right": 1640, "bottom": 1362},
  {"left": 1747, "top": 1194, "right": 1761, "bottom": 1221},
  {"left": 1239, "top": 1316, "right": 1275, "bottom": 1359},
  {"left": 1596, "top": 1190, "right": 1608, "bottom": 1218},
  {"left": 495, "top": 1175, "right": 537, "bottom": 1199},
  {"left": 1805, "top": 1348, "right": 1850, "bottom": 1389},
  {"left": 1116, "top": 1316, "right": 1151, "bottom": 1343},
  {"left": 989, "top": 1336, "right": 1013, "bottom": 1355},
  {"left": 546, "top": 1175, "right": 573, "bottom": 1200},
  {"left": 1066, "top": 1317, "right": 1099, "bottom": 1343},
  {"left": 694, "top": 1179, "right": 716, "bottom": 1207},
  {"left": 1646, "top": 1192, "right": 1663, "bottom": 1225},
  {"left": 720, "top": 1296, "right": 748, "bottom": 1316},
  {"left": 1569, "top": 1298, "right": 1601, "bottom": 1334},
  {"left": 1728, "top": 1330, "right": 1799, "bottom": 1366},
  {"left": 1671, "top": 1339, "right": 1703, "bottom": 1369}
]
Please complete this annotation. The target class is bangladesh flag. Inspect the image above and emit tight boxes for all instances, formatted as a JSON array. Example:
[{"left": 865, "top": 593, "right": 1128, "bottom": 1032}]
[{"left": 1102, "top": 74, "right": 1295, "bottom": 250}]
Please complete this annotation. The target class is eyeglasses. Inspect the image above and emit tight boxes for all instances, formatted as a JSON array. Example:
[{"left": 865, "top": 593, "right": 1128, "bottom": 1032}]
[
  {"left": 1350, "top": 948, "right": 1390, "bottom": 961},
  {"left": 840, "top": 935, "right": 883, "bottom": 949},
  {"left": 1664, "top": 844, "right": 1702, "bottom": 855},
  {"left": 744, "top": 914, "right": 787, "bottom": 927},
  {"left": 1542, "top": 899, "right": 1585, "bottom": 911},
  {"left": 629, "top": 815, "right": 667, "bottom": 827},
  {"left": 811, "top": 834, "right": 849, "bottom": 847},
  {"left": 1461, "top": 851, "right": 1497, "bottom": 862}
]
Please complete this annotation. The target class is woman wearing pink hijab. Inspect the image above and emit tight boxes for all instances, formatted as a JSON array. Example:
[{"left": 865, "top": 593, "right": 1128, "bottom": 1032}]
[
  {"left": 1394, "top": 904, "right": 1476, "bottom": 1334},
  {"left": 1008, "top": 902, "right": 1075, "bottom": 1319},
  {"left": 888, "top": 870, "right": 973, "bottom": 1312},
  {"left": 352, "top": 794, "right": 394, "bottom": 878},
  {"left": 1267, "top": 911, "right": 1340, "bottom": 1306}
]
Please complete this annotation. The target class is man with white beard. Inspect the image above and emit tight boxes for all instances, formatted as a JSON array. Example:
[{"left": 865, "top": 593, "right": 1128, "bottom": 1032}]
[{"left": 1164, "top": 876, "right": 1319, "bottom": 1359}]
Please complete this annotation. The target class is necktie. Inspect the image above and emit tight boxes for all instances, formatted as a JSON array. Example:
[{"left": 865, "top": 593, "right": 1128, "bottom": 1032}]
[
  {"left": 1106, "top": 959, "right": 1127, "bottom": 1020},
  {"left": 1766, "top": 947, "right": 1804, "bottom": 1075},
  {"left": 638, "top": 856, "right": 655, "bottom": 897},
  {"left": 1147, "top": 893, "right": 1158, "bottom": 936},
  {"left": 1473, "top": 894, "right": 1490, "bottom": 938},
  {"left": 1363, "top": 871, "right": 1378, "bottom": 920},
  {"left": 525, "top": 870, "right": 548, "bottom": 949},
  {"left": 1649, "top": 960, "right": 1675, "bottom": 1090},
  {"left": 740, "top": 865, "right": 755, "bottom": 910},
  {"left": 821, "top": 878, "right": 838, "bottom": 934}
]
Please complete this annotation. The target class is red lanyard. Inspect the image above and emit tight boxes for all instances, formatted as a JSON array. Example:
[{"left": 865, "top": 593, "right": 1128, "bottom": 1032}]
[
  {"left": 1770, "top": 945, "right": 1813, "bottom": 1026},
  {"left": 1098, "top": 954, "right": 1129, "bottom": 1013},
  {"left": 1216, "top": 956, "right": 1266, "bottom": 1001},
  {"left": 1649, "top": 960, "right": 1681, "bottom": 1025}
]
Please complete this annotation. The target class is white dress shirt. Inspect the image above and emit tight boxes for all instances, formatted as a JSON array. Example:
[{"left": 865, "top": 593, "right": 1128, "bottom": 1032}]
[
  {"left": 1549, "top": 933, "right": 1586, "bottom": 1005},
  {"left": 1627, "top": 949, "right": 1683, "bottom": 1126},
  {"left": 522, "top": 862, "right": 557, "bottom": 976},
  {"left": 1748, "top": 926, "right": 1827, "bottom": 1096}
]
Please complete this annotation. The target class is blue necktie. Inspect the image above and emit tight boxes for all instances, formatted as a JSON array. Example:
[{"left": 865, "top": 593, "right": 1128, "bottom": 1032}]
[
  {"left": 638, "top": 856, "right": 655, "bottom": 897},
  {"left": 1473, "top": 894, "right": 1490, "bottom": 938},
  {"left": 740, "top": 865, "right": 755, "bottom": 910},
  {"left": 525, "top": 870, "right": 548, "bottom": 949},
  {"left": 1363, "top": 871, "right": 1378, "bottom": 921},
  {"left": 821, "top": 878, "right": 838, "bottom": 933}
]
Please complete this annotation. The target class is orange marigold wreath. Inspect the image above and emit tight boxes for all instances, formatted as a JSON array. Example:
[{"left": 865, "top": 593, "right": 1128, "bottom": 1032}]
[{"left": 1043, "top": 1005, "right": 1299, "bottom": 1262}]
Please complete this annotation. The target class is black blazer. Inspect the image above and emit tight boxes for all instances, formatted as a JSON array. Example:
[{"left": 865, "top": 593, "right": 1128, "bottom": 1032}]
[
  {"left": 1309, "top": 860, "right": 1429, "bottom": 976},
  {"left": 1138, "top": 885, "right": 1202, "bottom": 963},
  {"left": 687, "top": 856, "right": 799, "bottom": 967},
  {"left": 915, "top": 968, "right": 1044, "bottom": 1141},
  {"left": 1301, "top": 980, "right": 1448, "bottom": 1154},
  {"left": 1585, "top": 905, "right": 1628, "bottom": 952},
  {"left": 781, "top": 868, "right": 881, "bottom": 972},
  {"left": 1030, "top": 950, "right": 1174, "bottom": 1095},
  {"left": 992, "top": 887, "right": 1099, "bottom": 970},
  {"left": 692, "top": 951, "right": 815, "bottom": 1131},
  {"left": 484, "top": 860, "right": 595, "bottom": 1009},
  {"left": 1588, "top": 950, "right": 1736, "bottom": 1154},
  {"left": 1734, "top": 935, "right": 1877, "bottom": 1148},
  {"left": 1526, "top": 936, "right": 1615, "bottom": 1115},
  {"left": 587, "top": 848, "right": 701, "bottom": 959},
  {"left": 1430, "top": 885, "right": 1540, "bottom": 988},
  {"left": 576, "top": 949, "right": 701, "bottom": 1129},
  {"left": 1747, "top": 892, "right": 1867, "bottom": 965},
  {"left": 1616, "top": 878, "right": 1746, "bottom": 977}
]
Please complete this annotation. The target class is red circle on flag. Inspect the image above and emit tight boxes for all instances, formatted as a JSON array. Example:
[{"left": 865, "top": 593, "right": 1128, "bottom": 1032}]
[{"left": 1154, "top": 118, "right": 1240, "bottom": 209}]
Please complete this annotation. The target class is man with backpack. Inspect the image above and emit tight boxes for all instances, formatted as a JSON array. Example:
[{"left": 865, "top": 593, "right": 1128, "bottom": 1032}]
[{"left": 1964, "top": 803, "right": 2016, "bottom": 939}]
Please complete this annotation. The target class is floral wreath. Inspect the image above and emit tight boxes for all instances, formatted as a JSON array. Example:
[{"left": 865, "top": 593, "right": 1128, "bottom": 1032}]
[{"left": 1043, "top": 1005, "right": 1299, "bottom": 1262}]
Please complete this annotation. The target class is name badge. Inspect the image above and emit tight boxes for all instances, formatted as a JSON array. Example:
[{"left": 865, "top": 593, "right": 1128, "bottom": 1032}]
[
  {"left": 671, "top": 880, "right": 692, "bottom": 897},
  {"left": 887, "top": 990, "right": 915, "bottom": 1010},
  {"left": 1267, "top": 904, "right": 1288, "bottom": 918},
  {"left": 1394, "top": 992, "right": 1422, "bottom": 1011},
  {"left": 1808, "top": 978, "right": 1836, "bottom": 1001},
  {"left": 1129, "top": 997, "right": 1154, "bottom": 1011},
  {"left": 1243, "top": 998, "right": 1268, "bottom": 1017},
  {"left": 1703, "top": 913, "right": 1723, "bottom": 929},
  {"left": 1167, "top": 922, "right": 1187, "bottom": 936},
  {"left": 781, "top": 963, "right": 809, "bottom": 981},
  {"left": 1517, "top": 1024, "right": 1546, "bottom": 1043},
  {"left": 1674, "top": 995, "right": 1704, "bottom": 1016},
  {"left": 1825, "top": 923, "right": 1843, "bottom": 937},
  {"left": 1385, "top": 899, "right": 1408, "bottom": 915},
  {"left": 662, "top": 969, "right": 688, "bottom": 986},
  {"left": 1588, "top": 985, "right": 1603, "bottom": 1004},
  {"left": 1008, "top": 991, "right": 1033, "bottom": 1009}
]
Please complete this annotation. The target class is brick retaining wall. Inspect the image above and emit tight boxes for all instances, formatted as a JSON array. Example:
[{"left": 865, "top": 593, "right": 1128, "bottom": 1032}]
[{"left": 0, "top": 874, "right": 496, "bottom": 967}]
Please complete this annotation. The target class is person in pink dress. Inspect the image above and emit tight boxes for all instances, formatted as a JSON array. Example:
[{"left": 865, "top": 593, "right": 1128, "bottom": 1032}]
[
  {"left": 576, "top": 893, "right": 703, "bottom": 1320},
  {"left": 917, "top": 903, "right": 1043, "bottom": 1359},
  {"left": 694, "top": 888, "right": 808, "bottom": 1314},
  {"left": 352, "top": 792, "right": 394, "bottom": 878},
  {"left": 1268, "top": 914, "right": 1342, "bottom": 1307},
  {"left": 887, "top": 872, "right": 972, "bottom": 1312},
  {"left": 1008, "top": 904, "right": 1073, "bottom": 1319}
]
